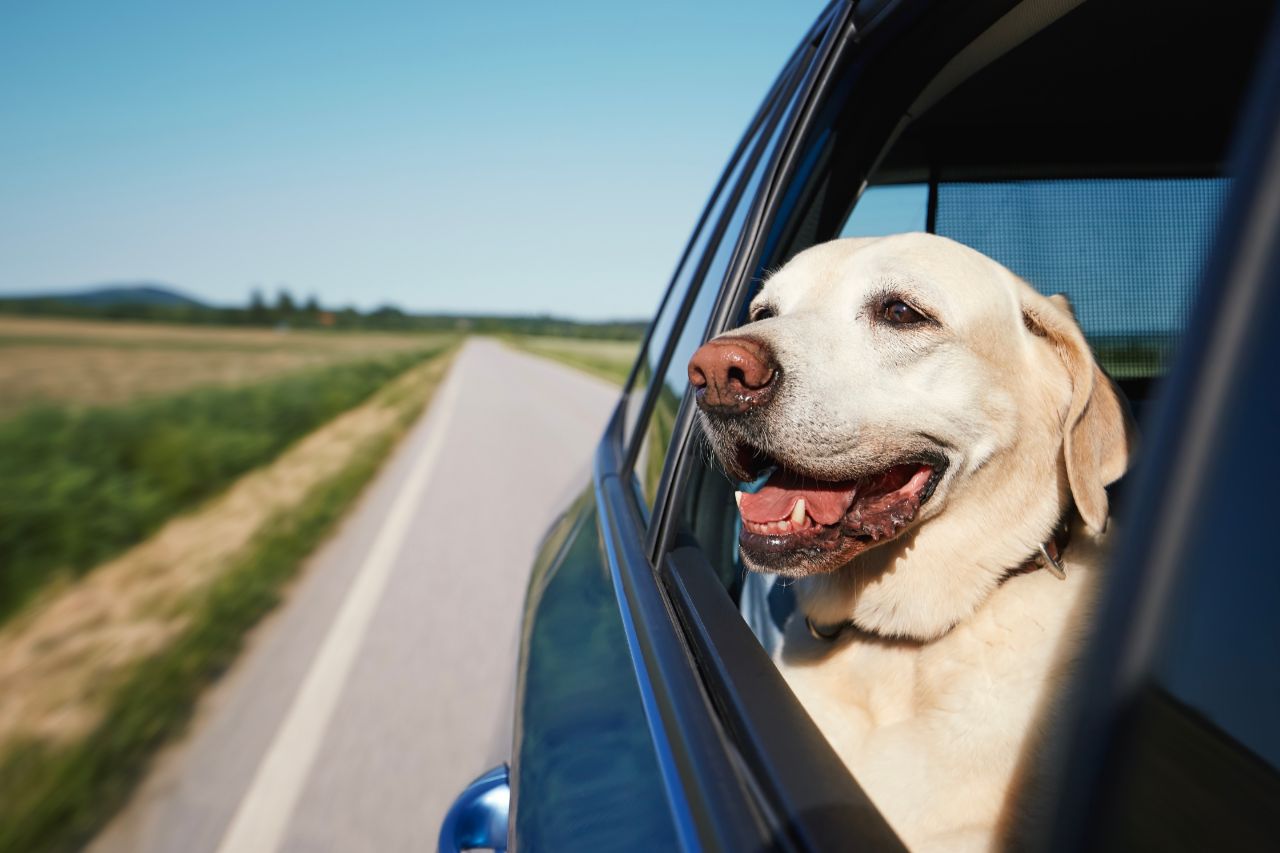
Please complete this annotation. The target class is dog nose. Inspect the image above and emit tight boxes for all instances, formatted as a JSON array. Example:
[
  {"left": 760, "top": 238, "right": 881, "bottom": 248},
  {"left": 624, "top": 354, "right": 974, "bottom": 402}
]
[{"left": 688, "top": 336, "right": 778, "bottom": 414}]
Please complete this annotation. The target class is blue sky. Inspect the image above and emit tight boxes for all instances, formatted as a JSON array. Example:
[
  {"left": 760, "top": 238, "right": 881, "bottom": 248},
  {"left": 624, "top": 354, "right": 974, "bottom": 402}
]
[{"left": 0, "top": 1, "right": 825, "bottom": 319}]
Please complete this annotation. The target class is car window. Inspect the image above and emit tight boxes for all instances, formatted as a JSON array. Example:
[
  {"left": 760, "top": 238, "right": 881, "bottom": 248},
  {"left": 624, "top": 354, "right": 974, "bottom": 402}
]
[
  {"left": 623, "top": 46, "right": 812, "bottom": 454},
  {"left": 651, "top": 0, "right": 1276, "bottom": 847},
  {"left": 838, "top": 183, "right": 927, "bottom": 237},
  {"left": 839, "top": 178, "right": 1232, "bottom": 381},
  {"left": 630, "top": 58, "right": 807, "bottom": 518},
  {"left": 623, "top": 127, "right": 761, "bottom": 450},
  {"left": 834, "top": 180, "right": 1233, "bottom": 381},
  {"left": 934, "top": 178, "right": 1231, "bottom": 379},
  {"left": 669, "top": 0, "right": 1265, "bottom": 615}
]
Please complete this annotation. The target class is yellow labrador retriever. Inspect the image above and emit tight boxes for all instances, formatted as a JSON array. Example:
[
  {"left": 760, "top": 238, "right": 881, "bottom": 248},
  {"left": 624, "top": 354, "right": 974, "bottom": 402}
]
[{"left": 688, "top": 233, "right": 1134, "bottom": 852}]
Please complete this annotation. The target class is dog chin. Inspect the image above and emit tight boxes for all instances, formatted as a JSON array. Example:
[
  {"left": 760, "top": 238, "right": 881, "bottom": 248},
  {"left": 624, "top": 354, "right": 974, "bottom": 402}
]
[
  {"left": 739, "top": 531, "right": 877, "bottom": 578},
  {"left": 731, "top": 455, "right": 946, "bottom": 578}
]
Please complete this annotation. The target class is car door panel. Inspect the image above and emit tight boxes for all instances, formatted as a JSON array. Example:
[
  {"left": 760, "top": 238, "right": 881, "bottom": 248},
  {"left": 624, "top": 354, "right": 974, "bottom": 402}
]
[
  {"left": 663, "top": 545, "right": 907, "bottom": 851},
  {"left": 509, "top": 488, "right": 681, "bottom": 851}
]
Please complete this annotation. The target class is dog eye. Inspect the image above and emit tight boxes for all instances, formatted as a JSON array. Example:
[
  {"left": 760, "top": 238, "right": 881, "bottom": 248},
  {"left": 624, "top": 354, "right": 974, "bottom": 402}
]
[
  {"left": 882, "top": 299, "right": 927, "bottom": 325},
  {"left": 750, "top": 305, "right": 776, "bottom": 323}
]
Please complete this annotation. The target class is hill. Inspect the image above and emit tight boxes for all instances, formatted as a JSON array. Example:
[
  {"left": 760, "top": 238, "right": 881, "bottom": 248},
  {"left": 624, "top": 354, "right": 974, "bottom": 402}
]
[{"left": 3, "top": 283, "right": 206, "bottom": 308}]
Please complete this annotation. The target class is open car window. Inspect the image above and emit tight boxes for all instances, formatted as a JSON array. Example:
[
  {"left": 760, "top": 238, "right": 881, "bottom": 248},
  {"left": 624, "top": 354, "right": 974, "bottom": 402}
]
[
  {"left": 671, "top": 0, "right": 1271, "bottom": 612},
  {"left": 842, "top": 177, "right": 1231, "bottom": 410},
  {"left": 651, "top": 0, "right": 1279, "bottom": 846}
]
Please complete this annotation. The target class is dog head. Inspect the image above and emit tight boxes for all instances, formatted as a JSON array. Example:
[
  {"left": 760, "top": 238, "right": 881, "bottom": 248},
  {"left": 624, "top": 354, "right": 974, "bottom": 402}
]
[{"left": 690, "top": 233, "right": 1134, "bottom": 639}]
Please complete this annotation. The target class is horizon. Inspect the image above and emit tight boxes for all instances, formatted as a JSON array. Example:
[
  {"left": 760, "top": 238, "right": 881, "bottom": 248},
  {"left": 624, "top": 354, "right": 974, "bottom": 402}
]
[{"left": 0, "top": 280, "right": 653, "bottom": 322}]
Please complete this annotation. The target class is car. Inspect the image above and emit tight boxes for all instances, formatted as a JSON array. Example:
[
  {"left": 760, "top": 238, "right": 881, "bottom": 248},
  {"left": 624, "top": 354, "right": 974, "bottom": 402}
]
[{"left": 440, "top": 0, "right": 1280, "bottom": 850}]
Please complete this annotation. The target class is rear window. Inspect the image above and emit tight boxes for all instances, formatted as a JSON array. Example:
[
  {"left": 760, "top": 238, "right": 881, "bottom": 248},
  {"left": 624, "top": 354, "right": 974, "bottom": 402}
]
[{"left": 842, "top": 177, "right": 1232, "bottom": 379}]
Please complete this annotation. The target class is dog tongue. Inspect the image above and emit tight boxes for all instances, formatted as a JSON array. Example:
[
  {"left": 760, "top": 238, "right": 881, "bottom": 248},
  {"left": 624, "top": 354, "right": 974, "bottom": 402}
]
[{"left": 739, "top": 470, "right": 858, "bottom": 526}]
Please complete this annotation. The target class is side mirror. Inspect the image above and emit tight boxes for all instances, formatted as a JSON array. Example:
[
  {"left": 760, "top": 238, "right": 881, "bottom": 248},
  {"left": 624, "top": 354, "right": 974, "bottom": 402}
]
[{"left": 438, "top": 764, "right": 509, "bottom": 853}]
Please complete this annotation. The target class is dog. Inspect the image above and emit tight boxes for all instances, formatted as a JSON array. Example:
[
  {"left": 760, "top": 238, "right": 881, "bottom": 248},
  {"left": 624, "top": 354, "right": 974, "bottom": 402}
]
[{"left": 688, "top": 233, "right": 1134, "bottom": 851}]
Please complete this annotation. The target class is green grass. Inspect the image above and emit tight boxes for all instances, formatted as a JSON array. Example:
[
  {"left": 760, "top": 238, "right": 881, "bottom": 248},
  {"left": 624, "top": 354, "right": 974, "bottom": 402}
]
[
  {"left": 640, "top": 385, "right": 678, "bottom": 507},
  {"left": 0, "top": 357, "right": 446, "bottom": 853},
  {"left": 502, "top": 335, "right": 639, "bottom": 386},
  {"left": 0, "top": 346, "right": 448, "bottom": 623},
  {"left": 0, "top": 333, "right": 328, "bottom": 352},
  {"left": 0, "top": 435, "right": 393, "bottom": 852}
]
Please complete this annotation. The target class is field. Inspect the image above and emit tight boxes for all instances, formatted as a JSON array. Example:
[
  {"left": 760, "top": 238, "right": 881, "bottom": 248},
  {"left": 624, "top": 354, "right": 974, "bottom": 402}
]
[
  {"left": 503, "top": 335, "right": 640, "bottom": 385},
  {"left": 0, "top": 316, "right": 439, "bottom": 419},
  {"left": 0, "top": 315, "right": 456, "bottom": 620},
  {"left": 0, "top": 314, "right": 460, "bottom": 851}
]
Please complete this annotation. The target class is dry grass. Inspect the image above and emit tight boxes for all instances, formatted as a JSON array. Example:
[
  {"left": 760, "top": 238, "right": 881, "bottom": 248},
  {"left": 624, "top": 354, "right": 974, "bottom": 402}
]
[
  {"left": 0, "top": 315, "right": 449, "bottom": 418},
  {"left": 0, "top": 351, "right": 455, "bottom": 748}
]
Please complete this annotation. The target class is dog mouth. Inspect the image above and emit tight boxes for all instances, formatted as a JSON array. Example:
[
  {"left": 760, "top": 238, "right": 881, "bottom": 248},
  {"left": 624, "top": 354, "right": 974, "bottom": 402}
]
[{"left": 732, "top": 449, "right": 946, "bottom": 577}]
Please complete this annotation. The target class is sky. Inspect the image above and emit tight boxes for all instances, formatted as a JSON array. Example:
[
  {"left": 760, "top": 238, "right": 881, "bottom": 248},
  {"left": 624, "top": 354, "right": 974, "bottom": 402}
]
[{"left": 0, "top": 0, "right": 826, "bottom": 320}]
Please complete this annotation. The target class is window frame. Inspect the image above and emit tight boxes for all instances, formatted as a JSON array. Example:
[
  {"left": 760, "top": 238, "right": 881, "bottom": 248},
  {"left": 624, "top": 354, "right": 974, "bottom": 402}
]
[{"left": 635, "top": 6, "right": 862, "bottom": 559}]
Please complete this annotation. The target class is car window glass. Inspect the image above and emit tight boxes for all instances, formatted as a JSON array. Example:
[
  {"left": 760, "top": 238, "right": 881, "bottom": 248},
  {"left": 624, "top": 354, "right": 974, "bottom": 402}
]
[
  {"left": 632, "top": 66, "right": 804, "bottom": 517},
  {"left": 623, "top": 147, "right": 754, "bottom": 448},
  {"left": 838, "top": 183, "right": 927, "bottom": 237},
  {"left": 933, "top": 178, "right": 1231, "bottom": 379},
  {"left": 831, "top": 178, "right": 1231, "bottom": 381}
]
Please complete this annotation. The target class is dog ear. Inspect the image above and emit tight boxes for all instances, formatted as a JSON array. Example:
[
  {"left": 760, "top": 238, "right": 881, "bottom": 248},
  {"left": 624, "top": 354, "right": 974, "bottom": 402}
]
[{"left": 1022, "top": 292, "right": 1136, "bottom": 533}]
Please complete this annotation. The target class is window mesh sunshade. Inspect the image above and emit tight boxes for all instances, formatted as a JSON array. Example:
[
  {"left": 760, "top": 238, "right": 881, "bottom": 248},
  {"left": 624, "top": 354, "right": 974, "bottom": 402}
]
[{"left": 935, "top": 178, "right": 1231, "bottom": 379}]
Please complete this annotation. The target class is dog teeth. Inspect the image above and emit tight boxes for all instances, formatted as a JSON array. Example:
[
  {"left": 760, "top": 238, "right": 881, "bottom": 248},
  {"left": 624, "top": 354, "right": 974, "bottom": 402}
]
[
  {"left": 791, "top": 498, "right": 806, "bottom": 525},
  {"left": 735, "top": 490, "right": 743, "bottom": 508}
]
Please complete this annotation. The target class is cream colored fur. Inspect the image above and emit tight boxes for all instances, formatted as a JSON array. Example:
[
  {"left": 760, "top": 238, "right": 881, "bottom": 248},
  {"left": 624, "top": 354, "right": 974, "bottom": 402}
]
[{"left": 721, "top": 234, "right": 1134, "bottom": 851}]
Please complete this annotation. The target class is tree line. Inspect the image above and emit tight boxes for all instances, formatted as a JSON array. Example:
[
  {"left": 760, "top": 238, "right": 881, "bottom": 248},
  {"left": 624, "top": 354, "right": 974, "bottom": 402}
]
[{"left": 0, "top": 287, "right": 647, "bottom": 340}]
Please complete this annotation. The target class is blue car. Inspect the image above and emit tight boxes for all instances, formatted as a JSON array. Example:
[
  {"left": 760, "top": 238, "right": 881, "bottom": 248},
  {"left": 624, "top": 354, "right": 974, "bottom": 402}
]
[{"left": 443, "top": 1, "right": 1280, "bottom": 849}]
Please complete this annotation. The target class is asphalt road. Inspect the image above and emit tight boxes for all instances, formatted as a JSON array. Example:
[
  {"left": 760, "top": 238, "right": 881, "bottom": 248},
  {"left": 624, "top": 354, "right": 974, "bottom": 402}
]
[{"left": 91, "top": 338, "right": 620, "bottom": 853}]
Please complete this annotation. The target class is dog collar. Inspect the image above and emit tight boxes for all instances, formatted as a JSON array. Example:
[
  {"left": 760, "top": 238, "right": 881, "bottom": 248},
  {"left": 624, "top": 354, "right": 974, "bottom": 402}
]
[
  {"left": 804, "top": 514, "right": 1074, "bottom": 643},
  {"left": 1005, "top": 514, "right": 1072, "bottom": 582}
]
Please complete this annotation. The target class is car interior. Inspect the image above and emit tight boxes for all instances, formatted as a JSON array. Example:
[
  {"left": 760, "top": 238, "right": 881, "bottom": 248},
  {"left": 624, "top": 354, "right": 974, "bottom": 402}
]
[{"left": 662, "top": 0, "right": 1274, "bottom": 644}]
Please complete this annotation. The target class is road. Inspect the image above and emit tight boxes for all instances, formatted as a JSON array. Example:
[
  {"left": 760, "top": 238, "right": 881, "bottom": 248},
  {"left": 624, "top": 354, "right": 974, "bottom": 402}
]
[{"left": 91, "top": 338, "right": 620, "bottom": 853}]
